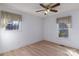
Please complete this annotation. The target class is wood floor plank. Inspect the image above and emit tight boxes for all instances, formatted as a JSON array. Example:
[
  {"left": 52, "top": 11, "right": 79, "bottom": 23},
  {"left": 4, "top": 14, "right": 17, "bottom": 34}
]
[{"left": 1, "top": 40, "right": 79, "bottom": 56}]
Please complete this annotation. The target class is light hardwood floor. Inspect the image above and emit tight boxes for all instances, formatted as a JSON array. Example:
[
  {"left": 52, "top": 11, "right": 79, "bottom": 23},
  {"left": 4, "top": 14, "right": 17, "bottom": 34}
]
[{"left": 1, "top": 40, "right": 79, "bottom": 56}]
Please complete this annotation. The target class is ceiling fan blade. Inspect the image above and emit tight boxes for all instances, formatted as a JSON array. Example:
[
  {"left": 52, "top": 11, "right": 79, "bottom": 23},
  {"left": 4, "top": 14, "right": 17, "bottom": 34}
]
[
  {"left": 36, "top": 10, "right": 44, "bottom": 12},
  {"left": 50, "top": 9, "right": 58, "bottom": 12},
  {"left": 40, "top": 4, "right": 46, "bottom": 8},
  {"left": 51, "top": 3, "right": 60, "bottom": 8}
]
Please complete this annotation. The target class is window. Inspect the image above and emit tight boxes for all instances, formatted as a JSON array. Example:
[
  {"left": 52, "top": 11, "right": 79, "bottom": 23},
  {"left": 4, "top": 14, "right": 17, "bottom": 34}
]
[
  {"left": 56, "top": 16, "right": 71, "bottom": 38},
  {"left": 0, "top": 11, "right": 22, "bottom": 30}
]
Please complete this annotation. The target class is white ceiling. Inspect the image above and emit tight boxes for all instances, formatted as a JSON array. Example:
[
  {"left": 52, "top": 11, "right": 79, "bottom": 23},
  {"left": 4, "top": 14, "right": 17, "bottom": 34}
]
[{"left": 0, "top": 3, "right": 79, "bottom": 17}]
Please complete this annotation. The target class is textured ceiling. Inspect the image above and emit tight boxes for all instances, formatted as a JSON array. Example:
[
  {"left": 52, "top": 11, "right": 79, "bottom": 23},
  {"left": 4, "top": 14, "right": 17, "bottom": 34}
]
[{"left": 0, "top": 3, "right": 79, "bottom": 17}]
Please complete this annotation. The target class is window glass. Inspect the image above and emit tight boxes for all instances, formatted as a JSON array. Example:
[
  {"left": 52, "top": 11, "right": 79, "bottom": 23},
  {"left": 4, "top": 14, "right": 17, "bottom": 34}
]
[
  {"left": 6, "top": 21, "right": 19, "bottom": 30},
  {"left": 59, "top": 23, "right": 68, "bottom": 37}
]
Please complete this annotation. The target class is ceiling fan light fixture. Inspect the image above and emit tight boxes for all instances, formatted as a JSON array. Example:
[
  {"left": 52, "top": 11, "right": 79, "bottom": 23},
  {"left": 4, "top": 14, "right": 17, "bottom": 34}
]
[
  {"left": 47, "top": 9, "right": 50, "bottom": 12},
  {"left": 44, "top": 10, "right": 48, "bottom": 15},
  {"left": 44, "top": 9, "right": 50, "bottom": 15}
]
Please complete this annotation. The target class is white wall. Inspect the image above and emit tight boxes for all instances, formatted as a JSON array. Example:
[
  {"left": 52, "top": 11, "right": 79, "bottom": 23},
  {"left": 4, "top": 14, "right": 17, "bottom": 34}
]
[
  {"left": 44, "top": 10, "right": 79, "bottom": 49},
  {"left": 0, "top": 6, "right": 43, "bottom": 53}
]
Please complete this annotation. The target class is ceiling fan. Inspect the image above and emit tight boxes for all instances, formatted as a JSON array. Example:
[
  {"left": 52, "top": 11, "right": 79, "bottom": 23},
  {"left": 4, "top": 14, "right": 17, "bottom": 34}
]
[{"left": 36, "top": 3, "right": 60, "bottom": 15}]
